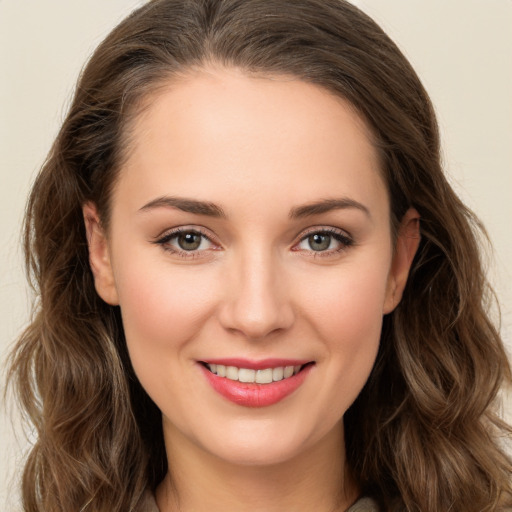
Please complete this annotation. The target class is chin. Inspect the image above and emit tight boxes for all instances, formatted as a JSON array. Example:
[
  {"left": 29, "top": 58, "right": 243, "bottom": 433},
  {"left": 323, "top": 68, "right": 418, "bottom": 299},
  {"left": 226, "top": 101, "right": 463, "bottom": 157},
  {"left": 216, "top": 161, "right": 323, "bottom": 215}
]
[
  {"left": 209, "top": 439, "right": 304, "bottom": 467},
  {"left": 195, "top": 416, "right": 337, "bottom": 468}
]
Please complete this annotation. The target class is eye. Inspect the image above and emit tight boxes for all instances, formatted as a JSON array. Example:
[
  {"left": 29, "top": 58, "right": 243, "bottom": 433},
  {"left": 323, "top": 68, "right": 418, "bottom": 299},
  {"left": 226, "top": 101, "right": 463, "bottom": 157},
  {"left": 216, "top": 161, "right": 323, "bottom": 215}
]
[
  {"left": 294, "top": 228, "right": 353, "bottom": 255},
  {"left": 174, "top": 231, "right": 206, "bottom": 251},
  {"left": 153, "top": 227, "right": 218, "bottom": 258}
]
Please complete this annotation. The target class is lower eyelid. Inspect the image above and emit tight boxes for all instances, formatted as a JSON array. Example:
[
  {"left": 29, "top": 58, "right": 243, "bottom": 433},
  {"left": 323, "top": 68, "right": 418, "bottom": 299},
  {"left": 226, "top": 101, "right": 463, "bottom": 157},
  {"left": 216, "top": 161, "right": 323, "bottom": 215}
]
[
  {"left": 290, "top": 230, "right": 354, "bottom": 258},
  {"left": 153, "top": 227, "right": 352, "bottom": 258},
  {"left": 298, "top": 229, "right": 352, "bottom": 243},
  {"left": 154, "top": 228, "right": 216, "bottom": 251}
]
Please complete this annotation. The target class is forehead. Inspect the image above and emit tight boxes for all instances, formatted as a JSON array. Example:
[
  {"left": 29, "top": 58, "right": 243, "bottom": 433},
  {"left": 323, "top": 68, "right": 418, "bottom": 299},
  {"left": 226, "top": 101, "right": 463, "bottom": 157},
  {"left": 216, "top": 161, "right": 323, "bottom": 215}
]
[{"left": 114, "top": 67, "right": 388, "bottom": 219}]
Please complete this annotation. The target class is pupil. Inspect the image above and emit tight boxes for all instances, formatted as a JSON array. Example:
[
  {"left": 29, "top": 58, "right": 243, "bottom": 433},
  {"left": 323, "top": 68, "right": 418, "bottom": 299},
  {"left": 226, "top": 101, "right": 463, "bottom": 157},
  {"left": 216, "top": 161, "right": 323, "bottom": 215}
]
[
  {"left": 178, "top": 232, "right": 201, "bottom": 250},
  {"left": 309, "top": 233, "right": 331, "bottom": 251}
]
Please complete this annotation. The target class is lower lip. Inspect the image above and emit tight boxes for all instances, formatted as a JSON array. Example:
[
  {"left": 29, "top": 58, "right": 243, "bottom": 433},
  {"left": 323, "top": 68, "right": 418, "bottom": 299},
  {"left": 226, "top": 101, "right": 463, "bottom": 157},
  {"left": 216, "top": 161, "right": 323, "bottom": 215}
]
[{"left": 199, "top": 364, "right": 313, "bottom": 408}]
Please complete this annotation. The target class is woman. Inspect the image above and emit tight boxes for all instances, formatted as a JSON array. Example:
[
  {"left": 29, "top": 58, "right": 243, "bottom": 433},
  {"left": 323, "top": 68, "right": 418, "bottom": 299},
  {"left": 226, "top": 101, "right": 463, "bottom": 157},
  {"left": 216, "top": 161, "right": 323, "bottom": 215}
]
[{"left": 7, "top": 0, "right": 512, "bottom": 511}]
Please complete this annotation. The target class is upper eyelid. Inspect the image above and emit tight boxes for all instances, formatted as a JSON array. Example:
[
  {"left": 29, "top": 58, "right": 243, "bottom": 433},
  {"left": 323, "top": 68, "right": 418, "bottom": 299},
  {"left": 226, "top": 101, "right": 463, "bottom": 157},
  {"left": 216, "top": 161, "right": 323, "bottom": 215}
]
[
  {"left": 294, "top": 227, "right": 353, "bottom": 247},
  {"left": 296, "top": 226, "right": 352, "bottom": 241},
  {"left": 154, "top": 225, "right": 352, "bottom": 242},
  {"left": 153, "top": 225, "right": 353, "bottom": 249},
  {"left": 154, "top": 225, "right": 217, "bottom": 242}
]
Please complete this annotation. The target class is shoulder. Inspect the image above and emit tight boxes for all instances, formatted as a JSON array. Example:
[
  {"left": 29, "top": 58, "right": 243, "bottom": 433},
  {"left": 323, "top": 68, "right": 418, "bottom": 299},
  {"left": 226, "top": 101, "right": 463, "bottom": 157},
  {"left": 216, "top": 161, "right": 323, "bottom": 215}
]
[
  {"left": 141, "top": 493, "right": 379, "bottom": 512},
  {"left": 346, "top": 497, "right": 380, "bottom": 512}
]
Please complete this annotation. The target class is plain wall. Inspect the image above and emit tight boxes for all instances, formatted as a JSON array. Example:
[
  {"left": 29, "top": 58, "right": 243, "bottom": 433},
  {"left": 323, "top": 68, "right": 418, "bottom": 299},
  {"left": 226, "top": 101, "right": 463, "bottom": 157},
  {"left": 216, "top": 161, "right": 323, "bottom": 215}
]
[{"left": 1, "top": 1, "right": 511, "bottom": 509}]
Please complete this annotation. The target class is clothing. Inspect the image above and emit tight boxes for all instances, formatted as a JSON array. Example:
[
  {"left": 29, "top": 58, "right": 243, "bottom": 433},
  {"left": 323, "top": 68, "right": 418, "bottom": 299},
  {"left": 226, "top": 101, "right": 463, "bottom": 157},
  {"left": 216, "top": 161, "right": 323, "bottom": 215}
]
[
  {"left": 142, "top": 493, "right": 379, "bottom": 511},
  {"left": 347, "top": 497, "right": 380, "bottom": 511}
]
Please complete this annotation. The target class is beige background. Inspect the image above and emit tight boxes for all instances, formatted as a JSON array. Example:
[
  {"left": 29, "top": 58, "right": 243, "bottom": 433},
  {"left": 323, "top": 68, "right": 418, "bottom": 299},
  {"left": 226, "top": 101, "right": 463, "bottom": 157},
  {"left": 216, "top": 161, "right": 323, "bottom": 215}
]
[{"left": 1, "top": 1, "right": 511, "bottom": 509}]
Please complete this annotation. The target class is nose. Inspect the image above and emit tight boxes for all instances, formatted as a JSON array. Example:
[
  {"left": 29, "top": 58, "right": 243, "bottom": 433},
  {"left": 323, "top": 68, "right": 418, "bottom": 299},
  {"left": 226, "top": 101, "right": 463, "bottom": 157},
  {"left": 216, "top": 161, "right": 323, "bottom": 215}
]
[{"left": 217, "top": 249, "right": 295, "bottom": 340}]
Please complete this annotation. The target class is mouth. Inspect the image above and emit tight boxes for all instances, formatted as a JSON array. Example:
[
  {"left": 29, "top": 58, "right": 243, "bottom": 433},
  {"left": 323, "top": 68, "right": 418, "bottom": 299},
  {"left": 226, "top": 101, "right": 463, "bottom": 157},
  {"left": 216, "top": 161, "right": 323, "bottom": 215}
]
[
  {"left": 198, "top": 359, "right": 315, "bottom": 407},
  {"left": 200, "top": 362, "right": 313, "bottom": 384}
]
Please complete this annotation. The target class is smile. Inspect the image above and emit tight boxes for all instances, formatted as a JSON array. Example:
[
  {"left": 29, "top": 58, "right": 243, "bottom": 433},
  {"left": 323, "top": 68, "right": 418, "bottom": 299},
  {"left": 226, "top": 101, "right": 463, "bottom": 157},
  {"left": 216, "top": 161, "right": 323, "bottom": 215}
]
[
  {"left": 205, "top": 363, "right": 303, "bottom": 384},
  {"left": 199, "top": 359, "right": 315, "bottom": 407}
]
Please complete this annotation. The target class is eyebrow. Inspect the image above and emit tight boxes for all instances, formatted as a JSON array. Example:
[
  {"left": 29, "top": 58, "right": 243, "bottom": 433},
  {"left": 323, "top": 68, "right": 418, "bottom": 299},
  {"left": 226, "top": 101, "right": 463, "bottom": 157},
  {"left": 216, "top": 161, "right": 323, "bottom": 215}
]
[
  {"left": 139, "top": 196, "right": 227, "bottom": 218},
  {"left": 139, "top": 195, "right": 370, "bottom": 220},
  {"left": 289, "top": 198, "right": 371, "bottom": 220}
]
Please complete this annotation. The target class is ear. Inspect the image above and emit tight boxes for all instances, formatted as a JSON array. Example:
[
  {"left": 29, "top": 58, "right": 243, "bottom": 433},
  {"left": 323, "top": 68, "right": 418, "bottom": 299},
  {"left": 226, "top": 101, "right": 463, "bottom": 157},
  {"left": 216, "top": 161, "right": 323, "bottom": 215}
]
[
  {"left": 82, "top": 202, "right": 119, "bottom": 306},
  {"left": 383, "top": 208, "right": 421, "bottom": 314}
]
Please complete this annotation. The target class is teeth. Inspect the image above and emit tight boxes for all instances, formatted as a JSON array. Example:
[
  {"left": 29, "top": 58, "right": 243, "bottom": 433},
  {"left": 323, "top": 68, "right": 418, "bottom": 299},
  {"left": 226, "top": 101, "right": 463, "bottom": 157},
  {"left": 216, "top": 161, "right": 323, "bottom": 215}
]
[
  {"left": 207, "top": 364, "right": 302, "bottom": 384},
  {"left": 238, "top": 368, "right": 256, "bottom": 383},
  {"left": 283, "top": 366, "right": 294, "bottom": 378},
  {"left": 226, "top": 366, "right": 239, "bottom": 380},
  {"left": 255, "top": 368, "right": 273, "bottom": 384},
  {"left": 272, "top": 367, "right": 284, "bottom": 381}
]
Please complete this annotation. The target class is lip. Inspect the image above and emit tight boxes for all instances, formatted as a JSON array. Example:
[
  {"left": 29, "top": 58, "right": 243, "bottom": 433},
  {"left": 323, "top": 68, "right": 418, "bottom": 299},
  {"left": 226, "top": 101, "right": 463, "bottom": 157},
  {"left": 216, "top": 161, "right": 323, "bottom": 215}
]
[
  {"left": 201, "top": 357, "right": 311, "bottom": 370},
  {"left": 198, "top": 359, "right": 314, "bottom": 408}
]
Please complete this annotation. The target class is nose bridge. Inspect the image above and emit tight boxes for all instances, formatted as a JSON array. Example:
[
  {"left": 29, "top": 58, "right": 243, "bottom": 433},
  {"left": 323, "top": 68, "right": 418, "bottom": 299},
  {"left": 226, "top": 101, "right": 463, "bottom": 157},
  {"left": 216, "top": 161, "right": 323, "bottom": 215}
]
[{"left": 219, "top": 242, "right": 294, "bottom": 339}]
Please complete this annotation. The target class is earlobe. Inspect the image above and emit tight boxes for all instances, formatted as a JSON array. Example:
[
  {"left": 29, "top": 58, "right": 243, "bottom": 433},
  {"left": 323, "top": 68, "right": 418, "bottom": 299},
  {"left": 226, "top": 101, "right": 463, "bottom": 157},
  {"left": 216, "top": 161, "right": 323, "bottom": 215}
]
[
  {"left": 82, "top": 202, "right": 119, "bottom": 306},
  {"left": 383, "top": 208, "right": 421, "bottom": 314}
]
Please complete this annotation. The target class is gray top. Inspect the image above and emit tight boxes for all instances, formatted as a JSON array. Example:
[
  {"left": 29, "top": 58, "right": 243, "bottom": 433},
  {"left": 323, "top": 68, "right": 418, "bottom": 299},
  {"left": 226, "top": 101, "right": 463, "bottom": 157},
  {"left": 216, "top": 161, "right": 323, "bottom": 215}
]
[
  {"left": 141, "top": 493, "right": 512, "bottom": 511},
  {"left": 141, "top": 493, "right": 379, "bottom": 511},
  {"left": 346, "top": 497, "right": 380, "bottom": 511}
]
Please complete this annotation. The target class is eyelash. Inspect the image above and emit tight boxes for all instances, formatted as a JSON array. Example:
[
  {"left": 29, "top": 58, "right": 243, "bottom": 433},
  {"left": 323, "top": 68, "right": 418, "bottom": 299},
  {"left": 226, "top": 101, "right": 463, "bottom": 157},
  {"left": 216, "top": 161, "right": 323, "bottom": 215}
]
[
  {"left": 153, "top": 227, "right": 217, "bottom": 259},
  {"left": 153, "top": 226, "right": 354, "bottom": 259},
  {"left": 293, "top": 227, "right": 354, "bottom": 258}
]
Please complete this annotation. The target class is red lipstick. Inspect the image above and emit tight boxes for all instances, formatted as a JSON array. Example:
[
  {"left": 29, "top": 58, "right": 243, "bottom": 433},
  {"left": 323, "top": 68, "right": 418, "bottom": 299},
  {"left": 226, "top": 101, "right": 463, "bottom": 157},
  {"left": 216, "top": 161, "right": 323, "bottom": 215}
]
[
  {"left": 202, "top": 358, "right": 309, "bottom": 370},
  {"left": 198, "top": 359, "right": 314, "bottom": 408}
]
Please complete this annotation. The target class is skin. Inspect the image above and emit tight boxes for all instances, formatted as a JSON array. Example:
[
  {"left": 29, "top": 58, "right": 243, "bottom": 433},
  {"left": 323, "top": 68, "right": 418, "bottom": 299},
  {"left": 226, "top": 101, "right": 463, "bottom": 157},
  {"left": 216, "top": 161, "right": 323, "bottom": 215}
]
[{"left": 84, "top": 67, "right": 420, "bottom": 512}]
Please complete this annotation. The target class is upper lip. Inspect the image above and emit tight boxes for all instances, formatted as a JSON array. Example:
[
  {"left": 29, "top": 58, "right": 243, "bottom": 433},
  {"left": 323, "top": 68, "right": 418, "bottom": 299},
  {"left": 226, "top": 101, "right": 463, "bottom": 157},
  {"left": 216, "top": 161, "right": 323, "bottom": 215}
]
[{"left": 199, "top": 358, "right": 314, "bottom": 370}]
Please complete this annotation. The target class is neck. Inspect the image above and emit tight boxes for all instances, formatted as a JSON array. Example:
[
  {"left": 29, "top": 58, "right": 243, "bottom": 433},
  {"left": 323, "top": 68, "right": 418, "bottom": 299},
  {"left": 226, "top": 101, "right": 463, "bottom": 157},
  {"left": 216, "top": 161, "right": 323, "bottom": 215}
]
[{"left": 155, "top": 422, "right": 359, "bottom": 512}]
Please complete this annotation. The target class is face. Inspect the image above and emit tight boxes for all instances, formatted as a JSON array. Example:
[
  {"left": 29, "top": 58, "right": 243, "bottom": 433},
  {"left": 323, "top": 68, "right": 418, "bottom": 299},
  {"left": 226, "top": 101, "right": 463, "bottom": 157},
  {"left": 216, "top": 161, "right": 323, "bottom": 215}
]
[{"left": 85, "top": 67, "right": 419, "bottom": 467}]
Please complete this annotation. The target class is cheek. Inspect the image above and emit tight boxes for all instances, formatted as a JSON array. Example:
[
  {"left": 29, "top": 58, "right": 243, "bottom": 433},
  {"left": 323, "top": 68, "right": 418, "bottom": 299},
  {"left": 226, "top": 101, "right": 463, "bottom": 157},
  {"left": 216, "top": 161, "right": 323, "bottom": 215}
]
[
  {"left": 296, "top": 258, "right": 390, "bottom": 399},
  {"left": 300, "top": 258, "right": 390, "bottom": 342},
  {"left": 112, "top": 253, "right": 218, "bottom": 367}
]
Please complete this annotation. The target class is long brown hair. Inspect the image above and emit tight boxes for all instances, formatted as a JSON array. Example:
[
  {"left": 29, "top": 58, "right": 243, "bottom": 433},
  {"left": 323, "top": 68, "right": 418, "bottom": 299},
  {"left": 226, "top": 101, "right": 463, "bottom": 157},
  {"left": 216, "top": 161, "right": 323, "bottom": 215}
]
[{"left": 7, "top": 1, "right": 511, "bottom": 510}]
